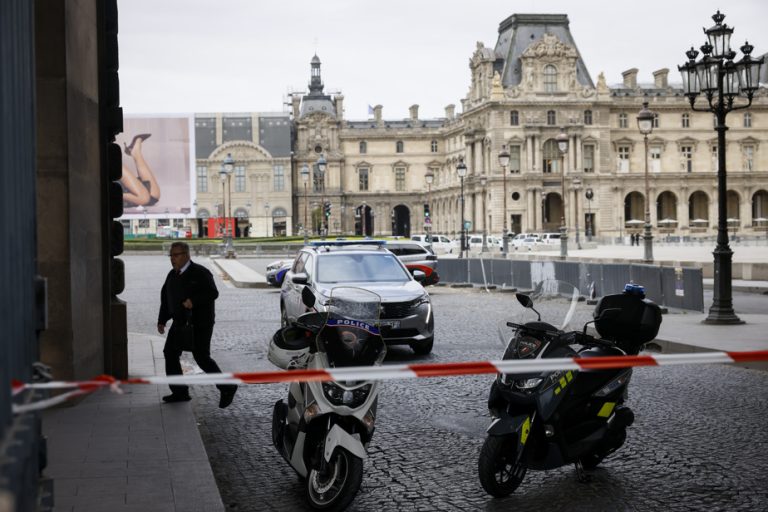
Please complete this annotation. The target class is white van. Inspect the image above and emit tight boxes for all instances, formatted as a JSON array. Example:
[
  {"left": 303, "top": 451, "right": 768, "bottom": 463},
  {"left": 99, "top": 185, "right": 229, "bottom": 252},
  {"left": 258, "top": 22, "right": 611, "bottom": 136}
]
[
  {"left": 540, "top": 232, "right": 562, "bottom": 245},
  {"left": 511, "top": 233, "right": 541, "bottom": 249},
  {"left": 411, "top": 234, "right": 455, "bottom": 253}
]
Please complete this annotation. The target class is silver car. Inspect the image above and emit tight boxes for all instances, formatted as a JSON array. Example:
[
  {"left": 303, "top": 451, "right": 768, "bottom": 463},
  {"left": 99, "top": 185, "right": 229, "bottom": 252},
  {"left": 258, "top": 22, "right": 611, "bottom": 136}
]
[{"left": 280, "top": 241, "right": 435, "bottom": 354}]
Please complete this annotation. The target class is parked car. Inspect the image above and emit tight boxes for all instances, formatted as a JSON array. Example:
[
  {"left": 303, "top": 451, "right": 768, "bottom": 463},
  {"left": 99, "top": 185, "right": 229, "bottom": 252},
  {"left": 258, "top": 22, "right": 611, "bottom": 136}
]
[
  {"left": 386, "top": 240, "right": 439, "bottom": 286},
  {"left": 280, "top": 241, "right": 435, "bottom": 354},
  {"left": 540, "top": 232, "right": 562, "bottom": 245},
  {"left": 511, "top": 233, "right": 542, "bottom": 250},
  {"left": 266, "top": 259, "right": 292, "bottom": 287},
  {"left": 467, "top": 234, "right": 504, "bottom": 252},
  {"left": 410, "top": 234, "right": 455, "bottom": 254}
]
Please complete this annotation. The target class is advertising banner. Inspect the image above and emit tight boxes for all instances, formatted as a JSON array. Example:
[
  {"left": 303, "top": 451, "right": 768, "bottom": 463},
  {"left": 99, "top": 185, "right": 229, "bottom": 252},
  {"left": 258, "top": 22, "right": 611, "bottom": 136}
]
[{"left": 117, "top": 116, "right": 194, "bottom": 217}]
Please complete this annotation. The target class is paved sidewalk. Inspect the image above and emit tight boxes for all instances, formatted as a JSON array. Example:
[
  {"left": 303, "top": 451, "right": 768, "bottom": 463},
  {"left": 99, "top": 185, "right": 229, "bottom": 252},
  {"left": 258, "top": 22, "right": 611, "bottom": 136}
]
[{"left": 41, "top": 334, "right": 224, "bottom": 512}]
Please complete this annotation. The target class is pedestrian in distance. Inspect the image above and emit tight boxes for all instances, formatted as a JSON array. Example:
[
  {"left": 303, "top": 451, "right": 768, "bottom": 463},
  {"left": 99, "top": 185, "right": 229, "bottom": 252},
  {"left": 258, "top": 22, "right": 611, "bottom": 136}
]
[{"left": 157, "top": 241, "right": 237, "bottom": 408}]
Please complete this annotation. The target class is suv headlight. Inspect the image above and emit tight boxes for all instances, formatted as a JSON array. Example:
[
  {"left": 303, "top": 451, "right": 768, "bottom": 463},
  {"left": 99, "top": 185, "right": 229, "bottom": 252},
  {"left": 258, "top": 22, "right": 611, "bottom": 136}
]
[{"left": 415, "top": 294, "right": 430, "bottom": 307}]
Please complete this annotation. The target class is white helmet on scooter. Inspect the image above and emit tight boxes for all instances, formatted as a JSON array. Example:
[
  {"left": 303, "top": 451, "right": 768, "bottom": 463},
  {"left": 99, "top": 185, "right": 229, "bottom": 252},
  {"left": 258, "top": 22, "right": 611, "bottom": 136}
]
[{"left": 268, "top": 327, "right": 312, "bottom": 370}]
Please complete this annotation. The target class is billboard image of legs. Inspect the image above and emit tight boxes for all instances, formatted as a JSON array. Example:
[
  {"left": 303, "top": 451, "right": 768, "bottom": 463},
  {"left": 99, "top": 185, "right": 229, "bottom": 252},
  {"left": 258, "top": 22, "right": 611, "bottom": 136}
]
[{"left": 117, "top": 116, "right": 193, "bottom": 216}]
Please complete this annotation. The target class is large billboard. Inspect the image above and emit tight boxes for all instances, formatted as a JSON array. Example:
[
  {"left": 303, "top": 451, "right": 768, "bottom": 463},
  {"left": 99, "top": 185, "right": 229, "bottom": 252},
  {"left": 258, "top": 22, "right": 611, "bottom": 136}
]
[{"left": 117, "top": 115, "right": 194, "bottom": 218}]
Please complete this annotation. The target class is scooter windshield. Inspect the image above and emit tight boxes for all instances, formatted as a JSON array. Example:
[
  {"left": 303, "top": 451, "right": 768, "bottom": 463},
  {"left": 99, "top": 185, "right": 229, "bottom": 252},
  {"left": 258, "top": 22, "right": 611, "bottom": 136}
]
[
  {"left": 319, "top": 287, "right": 386, "bottom": 368},
  {"left": 498, "top": 280, "right": 593, "bottom": 355}
]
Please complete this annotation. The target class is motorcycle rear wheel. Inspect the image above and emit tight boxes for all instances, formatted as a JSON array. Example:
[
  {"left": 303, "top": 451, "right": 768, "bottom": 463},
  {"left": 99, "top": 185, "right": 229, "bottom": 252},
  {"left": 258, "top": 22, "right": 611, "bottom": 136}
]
[
  {"left": 478, "top": 435, "right": 527, "bottom": 497},
  {"left": 305, "top": 448, "right": 363, "bottom": 511}
]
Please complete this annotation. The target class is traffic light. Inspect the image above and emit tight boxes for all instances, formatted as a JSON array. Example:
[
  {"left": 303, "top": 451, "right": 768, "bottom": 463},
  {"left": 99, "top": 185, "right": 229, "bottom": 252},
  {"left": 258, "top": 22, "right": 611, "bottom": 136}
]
[
  {"left": 101, "top": 0, "right": 125, "bottom": 295},
  {"left": 324, "top": 202, "right": 331, "bottom": 218},
  {"left": 424, "top": 203, "right": 430, "bottom": 220}
]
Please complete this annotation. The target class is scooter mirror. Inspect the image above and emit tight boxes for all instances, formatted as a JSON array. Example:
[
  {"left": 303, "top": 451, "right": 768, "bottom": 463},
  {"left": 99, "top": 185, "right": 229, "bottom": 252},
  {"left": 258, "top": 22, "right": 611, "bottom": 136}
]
[
  {"left": 516, "top": 293, "right": 534, "bottom": 309},
  {"left": 301, "top": 286, "right": 316, "bottom": 309}
]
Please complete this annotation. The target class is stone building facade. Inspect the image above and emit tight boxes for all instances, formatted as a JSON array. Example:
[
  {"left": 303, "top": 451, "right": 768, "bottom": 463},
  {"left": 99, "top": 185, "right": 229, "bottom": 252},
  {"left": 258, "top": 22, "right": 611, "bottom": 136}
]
[
  {"left": 192, "top": 13, "right": 767, "bottom": 242},
  {"left": 288, "top": 13, "right": 768, "bottom": 242}
]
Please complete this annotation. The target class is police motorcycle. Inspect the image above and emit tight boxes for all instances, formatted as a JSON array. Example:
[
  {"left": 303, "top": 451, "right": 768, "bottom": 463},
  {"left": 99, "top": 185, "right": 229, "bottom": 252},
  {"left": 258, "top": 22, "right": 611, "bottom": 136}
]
[
  {"left": 478, "top": 280, "right": 662, "bottom": 497},
  {"left": 269, "top": 286, "right": 386, "bottom": 511}
]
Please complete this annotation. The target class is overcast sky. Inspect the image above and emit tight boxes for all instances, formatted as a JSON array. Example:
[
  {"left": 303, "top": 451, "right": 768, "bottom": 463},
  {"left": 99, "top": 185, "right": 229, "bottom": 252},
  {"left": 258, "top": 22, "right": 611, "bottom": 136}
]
[{"left": 118, "top": 0, "right": 766, "bottom": 120}]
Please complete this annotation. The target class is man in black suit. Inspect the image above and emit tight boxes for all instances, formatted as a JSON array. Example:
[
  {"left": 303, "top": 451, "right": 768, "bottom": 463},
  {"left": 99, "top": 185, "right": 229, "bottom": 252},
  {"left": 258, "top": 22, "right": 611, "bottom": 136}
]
[{"left": 157, "top": 242, "right": 237, "bottom": 408}]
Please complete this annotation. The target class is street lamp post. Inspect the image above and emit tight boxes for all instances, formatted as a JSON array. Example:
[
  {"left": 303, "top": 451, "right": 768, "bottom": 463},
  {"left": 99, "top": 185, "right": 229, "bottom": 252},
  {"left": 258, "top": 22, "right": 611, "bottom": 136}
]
[
  {"left": 264, "top": 203, "right": 270, "bottom": 237},
  {"left": 317, "top": 155, "right": 327, "bottom": 237},
  {"left": 301, "top": 163, "right": 309, "bottom": 244},
  {"left": 220, "top": 153, "right": 235, "bottom": 258},
  {"left": 480, "top": 175, "right": 488, "bottom": 252},
  {"left": 457, "top": 158, "right": 467, "bottom": 259},
  {"left": 556, "top": 130, "right": 569, "bottom": 258},
  {"left": 637, "top": 101, "right": 655, "bottom": 263},
  {"left": 498, "top": 145, "right": 510, "bottom": 256},
  {"left": 425, "top": 169, "right": 434, "bottom": 250},
  {"left": 362, "top": 201, "right": 367, "bottom": 237},
  {"left": 678, "top": 10, "right": 762, "bottom": 324},
  {"left": 572, "top": 178, "right": 582, "bottom": 250},
  {"left": 585, "top": 188, "right": 594, "bottom": 241}
]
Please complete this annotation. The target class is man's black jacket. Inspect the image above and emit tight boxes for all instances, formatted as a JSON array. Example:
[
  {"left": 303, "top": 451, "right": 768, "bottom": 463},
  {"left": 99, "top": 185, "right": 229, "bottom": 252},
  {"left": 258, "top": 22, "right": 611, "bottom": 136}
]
[{"left": 158, "top": 261, "right": 219, "bottom": 327}]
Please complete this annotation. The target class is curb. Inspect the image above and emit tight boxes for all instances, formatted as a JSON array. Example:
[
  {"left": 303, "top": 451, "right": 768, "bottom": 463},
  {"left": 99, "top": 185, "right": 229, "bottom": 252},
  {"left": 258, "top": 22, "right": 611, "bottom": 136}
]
[
  {"left": 211, "top": 258, "right": 270, "bottom": 288},
  {"left": 653, "top": 337, "right": 768, "bottom": 372}
]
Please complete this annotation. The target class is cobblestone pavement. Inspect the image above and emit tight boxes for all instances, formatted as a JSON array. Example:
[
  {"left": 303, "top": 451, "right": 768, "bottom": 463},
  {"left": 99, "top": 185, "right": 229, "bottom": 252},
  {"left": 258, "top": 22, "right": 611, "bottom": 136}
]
[{"left": 122, "top": 255, "right": 768, "bottom": 512}]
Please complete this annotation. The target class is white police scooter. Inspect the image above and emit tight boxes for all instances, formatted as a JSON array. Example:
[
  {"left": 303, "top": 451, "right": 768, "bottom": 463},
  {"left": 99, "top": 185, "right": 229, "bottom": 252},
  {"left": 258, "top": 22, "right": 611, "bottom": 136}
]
[{"left": 269, "top": 286, "right": 386, "bottom": 511}]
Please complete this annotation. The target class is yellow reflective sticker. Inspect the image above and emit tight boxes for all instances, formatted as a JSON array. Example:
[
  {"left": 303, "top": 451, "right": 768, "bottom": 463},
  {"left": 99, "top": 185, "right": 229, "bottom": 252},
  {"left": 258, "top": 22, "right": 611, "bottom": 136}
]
[
  {"left": 566, "top": 371, "right": 573, "bottom": 382},
  {"left": 554, "top": 387, "right": 561, "bottom": 395},
  {"left": 597, "top": 402, "right": 616, "bottom": 418},
  {"left": 520, "top": 417, "right": 531, "bottom": 445},
  {"left": 559, "top": 377, "right": 567, "bottom": 388}
]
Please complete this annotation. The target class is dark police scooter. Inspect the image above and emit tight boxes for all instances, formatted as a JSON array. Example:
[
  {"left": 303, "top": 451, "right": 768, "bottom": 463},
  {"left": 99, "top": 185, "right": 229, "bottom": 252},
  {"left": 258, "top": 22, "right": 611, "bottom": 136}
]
[{"left": 478, "top": 280, "right": 662, "bottom": 497}]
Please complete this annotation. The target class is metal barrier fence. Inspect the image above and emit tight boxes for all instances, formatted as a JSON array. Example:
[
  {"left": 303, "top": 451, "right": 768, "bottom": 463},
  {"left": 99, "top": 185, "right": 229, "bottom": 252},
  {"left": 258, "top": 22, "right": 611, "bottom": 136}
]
[{"left": 438, "top": 258, "right": 704, "bottom": 312}]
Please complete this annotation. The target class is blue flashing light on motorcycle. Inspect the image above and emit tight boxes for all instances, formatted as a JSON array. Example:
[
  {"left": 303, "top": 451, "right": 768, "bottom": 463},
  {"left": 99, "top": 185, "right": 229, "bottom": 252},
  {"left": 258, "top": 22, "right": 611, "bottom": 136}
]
[{"left": 623, "top": 282, "right": 646, "bottom": 298}]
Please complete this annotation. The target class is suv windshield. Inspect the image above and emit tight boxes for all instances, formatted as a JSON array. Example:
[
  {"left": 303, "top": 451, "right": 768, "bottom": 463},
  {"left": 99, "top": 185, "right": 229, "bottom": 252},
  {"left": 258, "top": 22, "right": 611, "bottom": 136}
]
[{"left": 316, "top": 253, "right": 410, "bottom": 283}]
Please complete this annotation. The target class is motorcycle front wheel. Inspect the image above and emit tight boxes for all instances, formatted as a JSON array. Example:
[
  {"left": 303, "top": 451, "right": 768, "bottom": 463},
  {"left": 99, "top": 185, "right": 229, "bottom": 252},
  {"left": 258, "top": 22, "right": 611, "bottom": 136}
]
[
  {"left": 478, "top": 435, "right": 527, "bottom": 497},
  {"left": 305, "top": 448, "right": 363, "bottom": 511}
]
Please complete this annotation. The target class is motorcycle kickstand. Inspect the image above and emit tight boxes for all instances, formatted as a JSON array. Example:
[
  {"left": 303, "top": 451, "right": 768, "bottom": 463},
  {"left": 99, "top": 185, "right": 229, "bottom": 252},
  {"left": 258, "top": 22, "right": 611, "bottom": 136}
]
[{"left": 574, "top": 460, "right": 592, "bottom": 483}]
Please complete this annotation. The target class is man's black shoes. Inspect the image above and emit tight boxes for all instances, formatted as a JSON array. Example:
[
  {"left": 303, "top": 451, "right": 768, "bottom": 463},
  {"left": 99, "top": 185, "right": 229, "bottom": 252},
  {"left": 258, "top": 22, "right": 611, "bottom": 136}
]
[
  {"left": 219, "top": 386, "right": 237, "bottom": 409},
  {"left": 162, "top": 393, "right": 191, "bottom": 403}
]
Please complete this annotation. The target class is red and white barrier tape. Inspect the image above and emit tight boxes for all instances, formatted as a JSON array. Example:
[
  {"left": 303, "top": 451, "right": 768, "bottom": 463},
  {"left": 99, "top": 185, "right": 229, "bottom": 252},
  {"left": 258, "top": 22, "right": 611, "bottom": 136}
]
[{"left": 11, "top": 349, "right": 768, "bottom": 414}]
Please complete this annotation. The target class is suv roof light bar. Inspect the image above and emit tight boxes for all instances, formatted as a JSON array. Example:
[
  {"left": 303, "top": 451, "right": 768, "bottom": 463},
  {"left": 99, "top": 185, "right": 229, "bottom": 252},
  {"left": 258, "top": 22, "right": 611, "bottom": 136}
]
[{"left": 308, "top": 239, "right": 387, "bottom": 247}]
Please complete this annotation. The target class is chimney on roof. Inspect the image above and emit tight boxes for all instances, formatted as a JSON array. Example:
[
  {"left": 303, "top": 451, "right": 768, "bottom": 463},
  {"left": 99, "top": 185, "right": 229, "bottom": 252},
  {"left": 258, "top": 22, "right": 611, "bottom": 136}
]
[
  {"left": 622, "top": 68, "right": 638, "bottom": 89},
  {"left": 653, "top": 68, "right": 669, "bottom": 88},
  {"left": 335, "top": 94, "right": 344, "bottom": 119},
  {"left": 291, "top": 95, "right": 301, "bottom": 119},
  {"left": 445, "top": 104, "right": 455, "bottom": 120},
  {"left": 409, "top": 104, "right": 419, "bottom": 121},
  {"left": 373, "top": 105, "right": 383, "bottom": 124}
]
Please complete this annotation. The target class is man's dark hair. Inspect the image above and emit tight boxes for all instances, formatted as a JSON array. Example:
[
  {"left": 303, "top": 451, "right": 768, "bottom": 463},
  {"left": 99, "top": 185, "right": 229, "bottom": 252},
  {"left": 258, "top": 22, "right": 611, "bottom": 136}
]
[{"left": 170, "top": 241, "right": 190, "bottom": 254}]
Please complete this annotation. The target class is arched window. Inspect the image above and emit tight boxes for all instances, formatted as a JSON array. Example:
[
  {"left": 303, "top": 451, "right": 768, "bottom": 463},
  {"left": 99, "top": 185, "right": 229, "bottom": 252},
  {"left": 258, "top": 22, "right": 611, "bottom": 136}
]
[
  {"left": 584, "top": 110, "right": 592, "bottom": 125},
  {"left": 396, "top": 140, "right": 404, "bottom": 153},
  {"left": 197, "top": 208, "right": 210, "bottom": 219},
  {"left": 234, "top": 207, "right": 249, "bottom": 219},
  {"left": 359, "top": 141, "right": 367, "bottom": 154},
  {"left": 542, "top": 139, "right": 560, "bottom": 173},
  {"left": 510, "top": 110, "right": 519, "bottom": 126},
  {"left": 273, "top": 207, "right": 287, "bottom": 218},
  {"left": 543, "top": 65, "right": 557, "bottom": 92}
]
